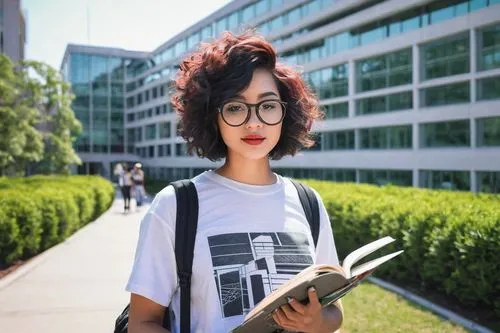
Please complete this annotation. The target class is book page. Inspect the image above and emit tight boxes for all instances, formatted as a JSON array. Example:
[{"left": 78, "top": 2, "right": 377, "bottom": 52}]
[
  {"left": 350, "top": 250, "right": 404, "bottom": 278},
  {"left": 342, "top": 236, "right": 395, "bottom": 278}
]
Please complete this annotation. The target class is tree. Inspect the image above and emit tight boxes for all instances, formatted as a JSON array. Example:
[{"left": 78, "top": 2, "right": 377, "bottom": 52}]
[
  {"left": 0, "top": 54, "right": 44, "bottom": 176},
  {"left": 21, "top": 61, "right": 82, "bottom": 175}
]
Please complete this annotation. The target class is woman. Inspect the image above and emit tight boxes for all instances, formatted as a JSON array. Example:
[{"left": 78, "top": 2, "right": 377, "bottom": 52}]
[
  {"left": 122, "top": 165, "right": 133, "bottom": 213},
  {"left": 126, "top": 30, "right": 343, "bottom": 333}
]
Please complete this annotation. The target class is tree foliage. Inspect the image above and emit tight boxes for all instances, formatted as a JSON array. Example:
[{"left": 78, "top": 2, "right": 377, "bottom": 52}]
[{"left": 0, "top": 54, "right": 81, "bottom": 176}]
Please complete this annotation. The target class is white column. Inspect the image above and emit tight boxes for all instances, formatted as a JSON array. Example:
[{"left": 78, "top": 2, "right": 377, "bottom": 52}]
[
  {"left": 348, "top": 60, "right": 356, "bottom": 118},
  {"left": 412, "top": 44, "right": 420, "bottom": 111},
  {"left": 470, "top": 118, "right": 477, "bottom": 148},
  {"left": 470, "top": 170, "right": 477, "bottom": 193},
  {"left": 470, "top": 29, "right": 477, "bottom": 103},
  {"left": 413, "top": 168, "right": 419, "bottom": 188}
]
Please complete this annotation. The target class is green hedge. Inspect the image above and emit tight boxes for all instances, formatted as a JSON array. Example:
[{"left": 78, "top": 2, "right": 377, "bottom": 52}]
[
  {"left": 0, "top": 175, "right": 114, "bottom": 267},
  {"left": 303, "top": 180, "right": 500, "bottom": 317}
]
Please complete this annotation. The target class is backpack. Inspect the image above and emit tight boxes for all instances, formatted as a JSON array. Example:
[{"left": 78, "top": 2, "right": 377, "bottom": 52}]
[{"left": 114, "top": 178, "right": 320, "bottom": 333}]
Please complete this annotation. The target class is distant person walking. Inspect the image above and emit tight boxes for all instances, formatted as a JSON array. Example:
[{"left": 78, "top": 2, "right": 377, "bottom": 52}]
[
  {"left": 132, "top": 163, "right": 146, "bottom": 208},
  {"left": 123, "top": 166, "right": 133, "bottom": 213},
  {"left": 115, "top": 163, "right": 132, "bottom": 213}
]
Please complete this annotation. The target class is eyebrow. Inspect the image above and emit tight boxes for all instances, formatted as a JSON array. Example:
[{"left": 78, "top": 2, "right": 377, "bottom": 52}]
[{"left": 234, "top": 91, "right": 279, "bottom": 100}]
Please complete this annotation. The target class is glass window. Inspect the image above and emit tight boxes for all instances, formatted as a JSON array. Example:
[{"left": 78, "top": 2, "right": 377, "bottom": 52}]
[
  {"left": 110, "top": 112, "right": 123, "bottom": 128},
  {"left": 109, "top": 57, "right": 124, "bottom": 82},
  {"left": 159, "top": 121, "right": 171, "bottom": 138},
  {"left": 419, "top": 170, "right": 470, "bottom": 191},
  {"left": 288, "top": 7, "right": 301, "bottom": 23},
  {"left": 270, "top": 15, "right": 284, "bottom": 31},
  {"left": 92, "top": 111, "right": 108, "bottom": 153},
  {"left": 359, "top": 25, "right": 386, "bottom": 46},
  {"left": 242, "top": 5, "right": 255, "bottom": 22},
  {"left": 322, "top": 130, "right": 355, "bottom": 150},
  {"left": 176, "top": 143, "right": 188, "bottom": 156},
  {"left": 360, "top": 125, "right": 412, "bottom": 149},
  {"left": 323, "top": 102, "right": 348, "bottom": 119},
  {"left": 477, "top": 171, "right": 500, "bottom": 193},
  {"left": 470, "top": 0, "right": 487, "bottom": 11},
  {"left": 388, "top": 91, "right": 413, "bottom": 111},
  {"left": 478, "top": 24, "right": 500, "bottom": 71},
  {"left": 228, "top": 12, "right": 239, "bottom": 31},
  {"left": 175, "top": 40, "right": 186, "bottom": 56},
  {"left": 307, "top": 0, "right": 321, "bottom": 14},
  {"left": 310, "top": 63, "right": 348, "bottom": 99},
  {"left": 256, "top": 0, "right": 268, "bottom": 15},
  {"left": 421, "top": 33, "right": 469, "bottom": 81},
  {"left": 420, "top": 120, "right": 470, "bottom": 148},
  {"left": 420, "top": 82, "right": 470, "bottom": 107},
  {"left": 216, "top": 16, "right": 227, "bottom": 35},
  {"left": 270, "top": 0, "right": 283, "bottom": 9},
  {"left": 70, "top": 54, "right": 90, "bottom": 85},
  {"left": 357, "top": 49, "right": 412, "bottom": 92},
  {"left": 476, "top": 116, "right": 500, "bottom": 146},
  {"left": 401, "top": 15, "right": 419, "bottom": 33},
  {"left": 477, "top": 75, "right": 500, "bottom": 100},
  {"left": 188, "top": 31, "right": 200, "bottom": 49},
  {"left": 202, "top": 25, "right": 213, "bottom": 40},
  {"left": 356, "top": 91, "right": 412, "bottom": 115},
  {"left": 145, "top": 124, "right": 156, "bottom": 140},
  {"left": 110, "top": 128, "right": 124, "bottom": 153},
  {"left": 429, "top": 5, "right": 454, "bottom": 24},
  {"left": 359, "top": 169, "right": 413, "bottom": 186}
]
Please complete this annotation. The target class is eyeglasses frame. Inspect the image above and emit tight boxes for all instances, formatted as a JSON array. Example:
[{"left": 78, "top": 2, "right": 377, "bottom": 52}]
[{"left": 218, "top": 99, "right": 287, "bottom": 127}]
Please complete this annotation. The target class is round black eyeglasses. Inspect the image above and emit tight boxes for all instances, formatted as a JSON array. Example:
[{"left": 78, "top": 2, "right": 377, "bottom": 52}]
[{"left": 218, "top": 99, "right": 287, "bottom": 127}]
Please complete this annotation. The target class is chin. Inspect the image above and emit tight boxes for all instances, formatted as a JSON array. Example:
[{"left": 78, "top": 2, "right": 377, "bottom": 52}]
[{"left": 231, "top": 142, "right": 277, "bottom": 161}]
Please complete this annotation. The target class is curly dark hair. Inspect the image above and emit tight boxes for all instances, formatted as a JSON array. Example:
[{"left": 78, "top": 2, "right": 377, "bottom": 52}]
[{"left": 171, "top": 29, "right": 322, "bottom": 161}]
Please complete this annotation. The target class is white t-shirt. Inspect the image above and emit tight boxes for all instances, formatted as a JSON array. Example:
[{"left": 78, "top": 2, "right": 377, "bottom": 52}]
[{"left": 126, "top": 170, "right": 339, "bottom": 333}]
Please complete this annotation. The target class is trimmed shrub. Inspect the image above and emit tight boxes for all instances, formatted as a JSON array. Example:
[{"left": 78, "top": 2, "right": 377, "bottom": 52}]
[
  {"left": 0, "top": 175, "right": 114, "bottom": 266},
  {"left": 303, "top": 180, "right": 500, "bottom": 316}
]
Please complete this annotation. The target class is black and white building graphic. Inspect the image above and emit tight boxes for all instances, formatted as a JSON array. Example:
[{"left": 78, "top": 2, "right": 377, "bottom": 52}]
[{"left": 208, "top": 232, "right": 313, "bottom": 318}]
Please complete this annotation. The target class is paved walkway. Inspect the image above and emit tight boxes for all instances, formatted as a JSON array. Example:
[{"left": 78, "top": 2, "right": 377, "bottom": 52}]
[{"left": 0, "top": 197, "right": 146, "bottom": 333}]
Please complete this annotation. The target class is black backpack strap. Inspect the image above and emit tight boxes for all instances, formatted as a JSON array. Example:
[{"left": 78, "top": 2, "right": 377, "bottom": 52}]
[
  {"left": 290, "top": 179, "right": 320, "bottom": 248},
  {"left": 170, "top": 179, "right": 199, "bottom": 333}
]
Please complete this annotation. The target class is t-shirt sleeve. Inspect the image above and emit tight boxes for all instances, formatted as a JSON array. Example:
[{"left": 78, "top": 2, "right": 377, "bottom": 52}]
[
  {"left": 125, "top": 185, "right": 178, "bottom": 307},
  {"left": 312, "top": 189, "right": 340, "bottom": 267}
]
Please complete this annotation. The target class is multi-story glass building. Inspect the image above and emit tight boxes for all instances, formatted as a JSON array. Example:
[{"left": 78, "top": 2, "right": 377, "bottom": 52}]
[
  {"left": 60, "top": 45, "right": 148, "bottom": 175},
  {"left": 61, "top": 0, "right": 500, "bottom": 193}
]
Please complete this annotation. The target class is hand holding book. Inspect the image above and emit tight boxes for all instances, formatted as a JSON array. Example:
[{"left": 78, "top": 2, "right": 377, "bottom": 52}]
[{"left": 232, "top": 236, "right": 403, "bottom": 333}]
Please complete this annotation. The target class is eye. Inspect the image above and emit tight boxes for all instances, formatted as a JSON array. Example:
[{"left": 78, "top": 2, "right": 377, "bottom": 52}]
[
  {"left": 261, "top": 102, "right": 278, "bottom": 111},
  {"left": 225, "top": 103, "right": 245, "bottom": 113}
]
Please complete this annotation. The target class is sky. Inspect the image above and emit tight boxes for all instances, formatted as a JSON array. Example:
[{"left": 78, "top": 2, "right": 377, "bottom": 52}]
[{"left": 23, "top": 0, "right": 233, "bottom": 69}]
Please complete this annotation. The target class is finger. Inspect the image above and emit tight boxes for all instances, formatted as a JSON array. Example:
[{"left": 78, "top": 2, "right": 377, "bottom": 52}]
[
  {"left": 273, "top": 310, "right": 299, "bottom": 332},
  {"left": 280, "top": 304, "right": 300, "bottom": 322},
  {"left": 286, "top": 297, "right": 306, "bottom": 315},
  {"left": 307, "top": 286, "right": 321, "bottom": 311}
]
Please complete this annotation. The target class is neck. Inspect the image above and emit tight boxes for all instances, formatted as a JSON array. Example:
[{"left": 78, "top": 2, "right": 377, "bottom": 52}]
[{"left": 215, "top": 154, "right": 275, "bottom": 186}]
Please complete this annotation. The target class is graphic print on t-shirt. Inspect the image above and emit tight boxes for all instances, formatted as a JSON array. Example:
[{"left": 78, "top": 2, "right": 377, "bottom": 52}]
[{"left": 208, "top": 232, "right": 313, "bottom": 318}]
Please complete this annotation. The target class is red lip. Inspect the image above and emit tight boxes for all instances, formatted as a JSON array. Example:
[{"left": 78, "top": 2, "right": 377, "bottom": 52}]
[
  {"left": 242, "top": 135, "right": 265, "bottom": 139},
  {"left": 241, "top": 135, "right": 266, "bottom": 146}
]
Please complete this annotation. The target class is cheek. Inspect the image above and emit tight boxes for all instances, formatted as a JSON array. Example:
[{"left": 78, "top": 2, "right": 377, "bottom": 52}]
[{"left": 217, "top": 117, "right": 238, "bottom": 145}]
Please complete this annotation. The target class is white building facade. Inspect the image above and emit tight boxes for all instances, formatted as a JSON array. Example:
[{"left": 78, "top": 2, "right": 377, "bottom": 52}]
[{"left": 61, "top": 0, "right": 500, "bottom": 193}]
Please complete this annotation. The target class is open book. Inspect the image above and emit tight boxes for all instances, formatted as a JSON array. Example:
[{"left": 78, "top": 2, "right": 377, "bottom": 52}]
[{"left": 232, "top": 236, "right": 403, "bottom": 333}]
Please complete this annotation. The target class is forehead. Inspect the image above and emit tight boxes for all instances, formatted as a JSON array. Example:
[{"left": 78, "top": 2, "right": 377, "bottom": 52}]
[{"left": 238, "top": 68, "right": 279, "bottom": 99}]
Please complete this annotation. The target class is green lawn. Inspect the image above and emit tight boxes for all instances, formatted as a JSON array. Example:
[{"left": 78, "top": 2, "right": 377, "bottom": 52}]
[{"left": 341, "top": 282, "right": 469, "bottom": 333}]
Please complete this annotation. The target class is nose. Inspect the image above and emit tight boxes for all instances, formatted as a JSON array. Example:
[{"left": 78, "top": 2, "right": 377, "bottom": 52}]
[{"left": 245, "top": 106, "right": 263, "bottom": 129}]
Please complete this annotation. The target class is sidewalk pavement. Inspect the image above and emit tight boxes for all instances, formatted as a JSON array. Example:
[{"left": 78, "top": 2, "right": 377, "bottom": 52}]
[{"left": 0, "top": 197, "right": 146, "bottom": 333}]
